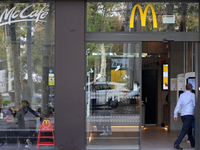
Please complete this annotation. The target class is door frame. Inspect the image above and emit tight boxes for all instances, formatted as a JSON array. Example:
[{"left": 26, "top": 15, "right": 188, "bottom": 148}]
[
  {"left": 85, "top": 32, "right": 199, "bottom": 42},
  {"left": 55, "top": 0, "right": 200, "bottom": 149},
  {"left": 195, "top": 42, "right": 200, "bottom": 150}
]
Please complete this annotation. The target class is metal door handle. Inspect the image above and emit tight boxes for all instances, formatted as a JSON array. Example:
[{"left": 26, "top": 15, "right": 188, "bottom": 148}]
[{"left": 145, "top": 97, "right": 147, "bottom": 103}]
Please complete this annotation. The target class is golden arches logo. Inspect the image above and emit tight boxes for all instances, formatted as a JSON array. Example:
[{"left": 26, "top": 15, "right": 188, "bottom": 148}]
[
  {"left": 42, "top": 120, "right": 51, "bottom": 128},
  {"left": 130, "top": 4, "right": 157, "bottom": 28}
]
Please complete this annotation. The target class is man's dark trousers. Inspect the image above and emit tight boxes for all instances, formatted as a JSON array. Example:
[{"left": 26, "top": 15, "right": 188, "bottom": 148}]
[{"left": 174, "top": 115, "right": 195, "bottom": 146}]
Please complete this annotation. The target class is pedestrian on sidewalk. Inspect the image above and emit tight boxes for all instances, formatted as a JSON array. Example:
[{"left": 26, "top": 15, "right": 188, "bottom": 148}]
[{"left": 173, "top": 83, "right": 195, "bottom": 149}]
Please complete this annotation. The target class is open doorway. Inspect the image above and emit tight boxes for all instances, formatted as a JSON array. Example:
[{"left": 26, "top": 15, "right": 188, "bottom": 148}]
[
  {"left": 141, "top": 41, "right": 196, "bottom": 149},
  {"left": 142, "top": 42, "right": 169, "bottom": 126},
  {"left": 142, "top": 41, "right": 195, "bottom": 127}
]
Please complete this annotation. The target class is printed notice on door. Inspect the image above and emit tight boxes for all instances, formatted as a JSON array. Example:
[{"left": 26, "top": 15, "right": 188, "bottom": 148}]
[{"left": 170, "top": 78, "right": 177, "bottom": 91}]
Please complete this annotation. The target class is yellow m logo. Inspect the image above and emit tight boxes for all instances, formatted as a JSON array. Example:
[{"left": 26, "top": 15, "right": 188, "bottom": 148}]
[
  {"left": 130, "top": 4, "right": 157, "bottom": 28},
  {"left": 43, "top": 120, "right": 51, "bottom": 128}
]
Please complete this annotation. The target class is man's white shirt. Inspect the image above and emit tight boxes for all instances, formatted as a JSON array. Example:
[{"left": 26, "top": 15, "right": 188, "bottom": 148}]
[{"left": 174, "top": 91, "right": 195, "bottom": 118}]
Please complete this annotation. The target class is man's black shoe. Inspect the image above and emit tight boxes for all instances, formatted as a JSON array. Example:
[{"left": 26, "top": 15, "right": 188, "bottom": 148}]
[
  {"left": 191, "top": 142, "right": 195, "bottom": 148},
  {"left": 174, "top": 145, "right": 183, "bottom": 149}
]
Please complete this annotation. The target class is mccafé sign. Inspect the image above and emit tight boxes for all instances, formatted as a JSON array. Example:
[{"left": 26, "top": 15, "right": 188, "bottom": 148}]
[
  {"left": 0, "top": 4, "right": 49, "bottom": 26},
  {"left": 130, "top": 4, "right": 157, "bottom": 28}
]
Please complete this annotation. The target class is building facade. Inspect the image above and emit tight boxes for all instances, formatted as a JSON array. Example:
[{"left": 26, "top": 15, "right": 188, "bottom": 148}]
[{"left": 0, "top": 0, "right": 199, "bottom": 150}]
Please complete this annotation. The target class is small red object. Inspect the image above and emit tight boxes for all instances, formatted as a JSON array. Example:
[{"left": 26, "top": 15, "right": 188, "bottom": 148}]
[{"left": 36, "top": 120, "right": 54, "bottom": 150}]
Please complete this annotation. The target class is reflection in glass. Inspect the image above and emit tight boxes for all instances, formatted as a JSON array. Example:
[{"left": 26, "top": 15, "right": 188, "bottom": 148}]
[
  {"left": 86, "top": 43, "right": 141, "bottom": 149},
  {"left": 0, "top": 2, "right": 55, "bottom": 149},
  {"left": 87, "top": 2, "right": 199, "bottom": 32}
]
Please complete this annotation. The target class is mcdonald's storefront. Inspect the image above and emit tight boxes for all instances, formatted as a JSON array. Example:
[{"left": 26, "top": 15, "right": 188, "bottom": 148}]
[{"left": 0, "top": 0, "right": 199, "bottom": 150}]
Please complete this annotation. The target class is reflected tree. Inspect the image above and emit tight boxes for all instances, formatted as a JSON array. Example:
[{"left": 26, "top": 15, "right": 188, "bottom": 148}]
[
  {"left": 88, "top": 2, "right": 121, "bottom": 82},
  {"left": 2, "top": 25, "right": 12, "bottom": 91},
  {"left": 9, "top": 4, "right": 21, "bottom": 109},
  {"left": 26, "top": 3, "right": 34, "bottom": 106},
  {"left": 41, "top": 3, "right": 55, "bottom": 117}
]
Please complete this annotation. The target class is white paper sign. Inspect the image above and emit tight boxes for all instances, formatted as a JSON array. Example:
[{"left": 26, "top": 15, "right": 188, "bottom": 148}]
[
  {"left": 170, "top": 78, "right": 177, "bottom": 91},
  {"left": 162, "top": 15, "right": 175, "bottom": 24},
  {"left": 178, "top": 77, "right": 185, "bottom": 91}
]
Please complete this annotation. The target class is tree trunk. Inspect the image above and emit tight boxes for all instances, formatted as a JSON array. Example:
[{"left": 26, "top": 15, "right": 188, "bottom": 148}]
[
  {"left": 3, "top": 25, "right": 12, "bottom": 91},
  {"left": 99, "top": 43, "right": 106, "bottom": 81},
  {"left": 99, "top": 5, "right": 108, "bottom": 82},
  {"left": 9, "top": 4, "right": 21, "bottom": 109},
  {"left": 41, "top": 3, "right": 55, "bottom": 118},
  {"left": 27, "top": 3, "right": 33, "bottom": 106},
  {"left": 6, "top": 46, "right": 12, "bottom": 91}
]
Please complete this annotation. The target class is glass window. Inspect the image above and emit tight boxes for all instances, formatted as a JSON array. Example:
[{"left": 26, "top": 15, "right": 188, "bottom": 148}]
[
  {"left": 86, "top": 2, "right": 199, "bottom": 32},
  {"left": 86, "top": 42, "right": 142, "bottom": 149},
  {"left": 0, "top": 1, "right": 55, "bottom": 149}
]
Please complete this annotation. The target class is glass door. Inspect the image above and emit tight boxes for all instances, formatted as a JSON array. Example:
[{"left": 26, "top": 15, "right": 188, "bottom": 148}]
[{"left": 86, "top": 42, "right": 142, "bottom": 150}]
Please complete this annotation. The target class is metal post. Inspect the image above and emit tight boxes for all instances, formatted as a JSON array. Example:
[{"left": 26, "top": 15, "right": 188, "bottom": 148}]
[
  {"left": 195, "top": 42, "right": 200, "bottom": 150},
  {"left": 195, "top": 3, "right": 200, "bottom": 149}
]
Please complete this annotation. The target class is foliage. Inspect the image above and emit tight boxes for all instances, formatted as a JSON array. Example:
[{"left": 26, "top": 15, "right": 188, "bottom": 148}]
[
  {"left": 34, "top": 82, "right": 42, "bottom": 93},
  {"left": 0, "top": 3, "right": 51, "bottom": 97},
  {"left": 87, "top": 2, "right": 199, "bottom": 33},
  {"left": 16, "top": 4, "right": 46, "bottom": 78},
  {"left": 87, "top": 2, "right": 125, "bottom": 32},
  {"left": 3, "top": 100, "right": 10, "bottom": 105}
]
